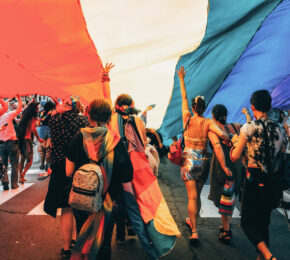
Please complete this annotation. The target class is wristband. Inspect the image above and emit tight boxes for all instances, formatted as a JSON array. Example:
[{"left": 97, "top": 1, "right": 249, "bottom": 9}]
[{"left": 102, "top": 73, "right": 110, "bottom": 83}]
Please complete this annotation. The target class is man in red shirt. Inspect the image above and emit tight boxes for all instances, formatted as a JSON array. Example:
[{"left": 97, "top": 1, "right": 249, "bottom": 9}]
[{"left": 0, "top": 94, "right": 22, "bottom": 190}]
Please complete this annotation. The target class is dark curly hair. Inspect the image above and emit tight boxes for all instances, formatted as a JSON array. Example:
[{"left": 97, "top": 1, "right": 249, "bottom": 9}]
[
  {"left": 212, "top": 104, "right": 228, "bottom": 124},
  {"left": 43, "top": 101, "right": 55, "bottom": 113},
  {"left": 16, "top": 101, "right": 39, "bottom": 140},
  {"left": 250, "top": 90, "right": 271, "bottom": 113}
]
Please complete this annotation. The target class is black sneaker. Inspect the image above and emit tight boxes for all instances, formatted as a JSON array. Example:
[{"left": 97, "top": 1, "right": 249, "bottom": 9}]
[
  {"left": 3, "top": 184, "right": 9, "bottom": 191},
  {"left": 60, "top": 248, "right": 71, "bottom": 259},
  {"left": 11, "top": 185, "right": 19, "bottom": 189}
]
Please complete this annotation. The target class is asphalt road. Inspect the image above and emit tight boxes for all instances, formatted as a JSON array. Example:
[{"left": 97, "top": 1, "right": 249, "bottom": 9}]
[{"left": 0, "top": 160, "right": 289, "bottom": 260}]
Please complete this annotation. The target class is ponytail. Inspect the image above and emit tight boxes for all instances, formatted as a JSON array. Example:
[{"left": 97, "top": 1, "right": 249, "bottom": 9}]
[{"left": 191, "top": 96, "right": 205, "bottom": 116}]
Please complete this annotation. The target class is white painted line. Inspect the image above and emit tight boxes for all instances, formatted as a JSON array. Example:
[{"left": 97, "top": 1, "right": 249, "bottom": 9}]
[
  {"left": 199, "top": 185, "right": 240, "bottom": 218},
  {"left": 26, "top": 169, "right": 46, "bottom": 175},
  {"left": 277, "top": 190, "right": 290, "bottom": 217},
  {"left": 5, "top": 168, "right": 46, "bottom": 176},
  {"left": 0, "top": 183, "right": 34, "bottom": 205},
  {"left": 28, "top": 200, "right": 61, "bottom": 216}
]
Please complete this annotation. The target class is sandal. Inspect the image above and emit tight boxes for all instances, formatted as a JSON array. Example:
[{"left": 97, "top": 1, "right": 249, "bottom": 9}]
[
  {"left": 219, "top": 226, "right": 232, "bottom": 237},
  {"left": 19, "top": 176, "right": 24, "bottom": 184},
  {"left": 219, "top": 230, "right": 231, "bottom": 245},
  {"left": 60, "top": 248, "right": 71, "bottom": 259}
]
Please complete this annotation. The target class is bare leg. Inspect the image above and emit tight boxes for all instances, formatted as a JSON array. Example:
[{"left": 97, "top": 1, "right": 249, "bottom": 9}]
[
  {"left": 196, "top": 182, "right": 204, "bottom": 219},
  {"left": 184, "top": 180, "right": 204, "bottom": 239},
  {"left": 257, "top": 241, "right": 276, "bottom": 260},
  {"left": 61, "top": 207, "right": 74, "bottom": 251},
  {"left": 21, "top": 152, "right": 33, "bottom": 180},
  {"left": 221, "top": 215, "right": 231, "bottom": 232},
  {"left": 19, "top": 154, "right": 26, "bottom": 179}
]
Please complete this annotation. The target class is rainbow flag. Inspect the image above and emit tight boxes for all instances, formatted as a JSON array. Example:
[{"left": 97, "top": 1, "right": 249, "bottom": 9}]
[{"left": 160, "top": 0, "right": 289, "bottom": 139}]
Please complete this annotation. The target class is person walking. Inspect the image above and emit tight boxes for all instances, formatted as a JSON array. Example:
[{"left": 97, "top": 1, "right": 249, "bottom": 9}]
[
  {"left": 66, "top": 98, "right": 133, "bottom": 259},
  {"left": 44, "top": 96, "right": 89, "bottom": 259},
  {"left": 17, "top": 100, "right": 44, "bottom": 183},
  {"left": 208, "top": 104, "right": 243, "bottom": 244},
  {"left": 177, "top": 66, "right": 229, "bottom": 247},
  {"left": 0, "top": 94, "right": 22, "bottom": 190},
  {"left": 231, "top": 90, "right": 287, "bottom": 260}
]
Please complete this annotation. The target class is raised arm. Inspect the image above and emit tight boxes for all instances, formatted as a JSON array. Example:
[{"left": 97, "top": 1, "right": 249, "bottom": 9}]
[
  {"left": 14, "top": 94, "right": 23, "bottom": 117},
  {"left": 208, "top": 132, "right": 232, "bottom": 176},
  {"left": 177, "top": 66, "right": 191, "bottom": 125},
  {"left": 50, "top": 96, "right": 60, "bottom": 106},
  {"left": 102, "top": 62, "right": 115, "bottom": 108},
  {"left": 242, "top": 108, "right": 252, "bottom": 122},
  {"left": 0, "top": 98, "right": 8, "bottom": 116}
]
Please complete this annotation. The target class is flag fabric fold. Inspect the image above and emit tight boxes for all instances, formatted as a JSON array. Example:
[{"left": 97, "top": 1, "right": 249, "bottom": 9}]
[
  {"left": 0, "top": 0, "right": 104, "bottom": 104},
  {"left": 159, "top": 0, "right": 281, "bottom": 139},
  {"left": 204, "top": 0, "right": 290, "bottom": 122}
]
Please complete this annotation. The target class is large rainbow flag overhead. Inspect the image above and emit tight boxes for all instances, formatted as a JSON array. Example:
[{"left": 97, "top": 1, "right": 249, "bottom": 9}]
[
  {"left": 1, "top": 0, "right": 289, "bottom": 133},
  {"left": 160, "top": 0, "right": 290, "bottom": 139}
]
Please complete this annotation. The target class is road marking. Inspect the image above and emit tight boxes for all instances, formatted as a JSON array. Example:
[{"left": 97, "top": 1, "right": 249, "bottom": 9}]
[
  {"left": 0, "top": 183, "right": 34, "bottom": 205},
  {"left": 26, "top": 169, "right": 46, "bottom": 175},
  {"left": 199, "top": 185, "right": 241, "bottom": 218},
  {"left": 28, "top": 200, "right": 61, "bottom": 216},
  {"left": 277, "top": 191, "right": 290, "bottom": 217},
  {"left": 5, "top": 168, "right": 46, "bottom": 176}
]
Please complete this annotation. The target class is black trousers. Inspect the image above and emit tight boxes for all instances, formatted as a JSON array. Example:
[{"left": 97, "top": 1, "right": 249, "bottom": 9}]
[{"left": 241, "top": 168, "right": 274, "bottom": 248}]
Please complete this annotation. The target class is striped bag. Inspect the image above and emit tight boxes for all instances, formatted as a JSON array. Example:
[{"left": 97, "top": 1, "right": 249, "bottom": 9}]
[{"left": 219, "top": 177, "right": 236, "bottom": 216}]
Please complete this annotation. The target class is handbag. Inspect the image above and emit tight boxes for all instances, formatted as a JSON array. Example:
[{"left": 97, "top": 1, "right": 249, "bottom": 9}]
[
  {"left": 168, "top": 117, "right": 191, "bottom": 166},
  {"left": 219, "top": 176, "right": 236, "bottom": 216}
]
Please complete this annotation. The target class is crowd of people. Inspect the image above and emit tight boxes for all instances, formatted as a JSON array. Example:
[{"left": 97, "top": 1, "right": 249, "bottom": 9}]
[{"left": 0, "top": 64, "right": 289, "bottom": 260}]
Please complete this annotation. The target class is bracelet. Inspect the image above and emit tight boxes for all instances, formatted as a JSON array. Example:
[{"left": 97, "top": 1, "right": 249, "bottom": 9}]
[{"left": 102, "top": 74, "right": 110, "bottom": 83}]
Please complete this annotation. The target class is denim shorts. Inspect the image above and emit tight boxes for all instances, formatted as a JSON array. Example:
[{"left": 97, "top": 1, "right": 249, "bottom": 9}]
[{"left": 37, "top": 125, "right": 51, "bottom": 140}]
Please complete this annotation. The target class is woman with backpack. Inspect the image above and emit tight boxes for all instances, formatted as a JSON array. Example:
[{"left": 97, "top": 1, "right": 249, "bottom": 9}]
[
  {"left": 231, "top": 90, "right": 287, "bottom": 260},
  {"left": 65, "top": 98, "right": 133, "bottom": 260},
  {"left": 208, "top": 104, "right": 243, "bottom": 244}
]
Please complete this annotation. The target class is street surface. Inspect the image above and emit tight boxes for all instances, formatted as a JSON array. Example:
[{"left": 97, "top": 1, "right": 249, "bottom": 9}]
[{"left": 0, "top": 157, "right": 289, "bottom": 260}]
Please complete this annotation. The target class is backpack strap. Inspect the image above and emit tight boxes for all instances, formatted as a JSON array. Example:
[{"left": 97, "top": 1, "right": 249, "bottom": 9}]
[
  {"left": 182, "top": 116, "right": 191, "bottom": 137},
  {"left": 81, "top": 130, "right": 105, "bottom": 165},
  {"left": 230, "top": 123, "right": 238, "bottom": 134}
]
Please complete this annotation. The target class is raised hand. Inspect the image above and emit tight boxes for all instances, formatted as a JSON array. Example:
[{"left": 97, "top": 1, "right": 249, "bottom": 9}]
[
  {"left": 241, "top": 107, "right": 249, "bottom": 115},
  {"left": 103, "top": 62, "right": 115, "bottom": 74},
  {"left": 177, "top": 66, "right": 186, "bottom": 80}
]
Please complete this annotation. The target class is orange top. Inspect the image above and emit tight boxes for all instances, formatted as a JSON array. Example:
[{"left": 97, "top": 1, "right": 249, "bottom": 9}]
[{"left": 182, "top": 102, "right": 208, "bottom": 150}]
